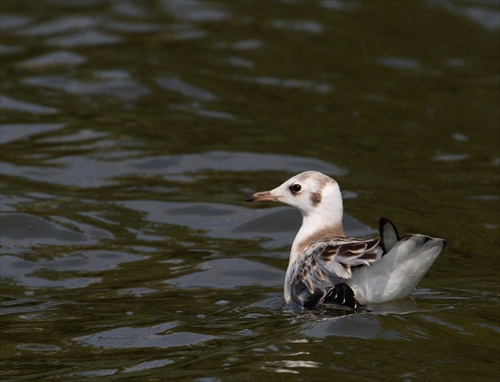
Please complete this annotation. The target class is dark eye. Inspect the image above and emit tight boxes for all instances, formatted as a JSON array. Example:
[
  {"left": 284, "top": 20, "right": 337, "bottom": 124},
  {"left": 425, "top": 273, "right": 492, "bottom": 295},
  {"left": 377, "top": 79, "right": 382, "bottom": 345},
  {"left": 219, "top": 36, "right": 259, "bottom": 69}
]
[{"left": 290, "top": 184, "right": 301, "bottom": 193}]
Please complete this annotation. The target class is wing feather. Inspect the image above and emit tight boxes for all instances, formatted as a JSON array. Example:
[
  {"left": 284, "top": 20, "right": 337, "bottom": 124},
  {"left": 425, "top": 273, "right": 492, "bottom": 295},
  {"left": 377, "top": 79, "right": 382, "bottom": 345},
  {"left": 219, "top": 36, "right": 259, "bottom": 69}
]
[{"left": 288, "top": 237, "right": 382, "bottom": 308}]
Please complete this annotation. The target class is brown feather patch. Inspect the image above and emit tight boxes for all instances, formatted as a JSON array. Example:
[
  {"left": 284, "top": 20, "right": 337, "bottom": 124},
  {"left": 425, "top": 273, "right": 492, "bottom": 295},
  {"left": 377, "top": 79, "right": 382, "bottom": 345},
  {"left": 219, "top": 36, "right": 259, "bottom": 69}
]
[
  {"left": 310, "top": 191, "right": 322, "bottom": 205},
  {"left": 360, "top": 252, "right": 378, "bottom": 261}
]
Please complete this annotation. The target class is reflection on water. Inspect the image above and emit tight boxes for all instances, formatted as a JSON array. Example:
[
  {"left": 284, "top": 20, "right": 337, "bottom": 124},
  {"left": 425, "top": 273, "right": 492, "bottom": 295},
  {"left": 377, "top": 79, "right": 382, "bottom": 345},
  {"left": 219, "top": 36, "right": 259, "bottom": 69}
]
[
  {"left": 1, "top": 0, "right": 499, "bottom": 380},
  {"left": 75, "top": 321, "right": 217, "bottom": 349},
  {"left": 1, "top": 149, "right": 345, "bottom": 187},
  {"left": 22, "top": 72, "right": 150, "bottom": 99}
]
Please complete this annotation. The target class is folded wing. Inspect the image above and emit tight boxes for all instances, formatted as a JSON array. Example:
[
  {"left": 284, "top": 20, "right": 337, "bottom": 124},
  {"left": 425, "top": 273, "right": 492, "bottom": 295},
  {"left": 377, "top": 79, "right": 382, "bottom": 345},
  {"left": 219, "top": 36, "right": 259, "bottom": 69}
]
[
  {"left": 347, "top": 218, "right": 447, "bottom": 304},
  {"left": 287, "top": 237, "right": 383, "bottom": 309}
]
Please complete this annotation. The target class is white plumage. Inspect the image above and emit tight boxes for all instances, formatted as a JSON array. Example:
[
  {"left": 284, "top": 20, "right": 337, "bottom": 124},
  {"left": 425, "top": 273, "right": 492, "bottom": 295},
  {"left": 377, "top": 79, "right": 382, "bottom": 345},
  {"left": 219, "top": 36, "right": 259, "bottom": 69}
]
[{"left": 245, "top": 171, "right": 446, "bottom": 310}]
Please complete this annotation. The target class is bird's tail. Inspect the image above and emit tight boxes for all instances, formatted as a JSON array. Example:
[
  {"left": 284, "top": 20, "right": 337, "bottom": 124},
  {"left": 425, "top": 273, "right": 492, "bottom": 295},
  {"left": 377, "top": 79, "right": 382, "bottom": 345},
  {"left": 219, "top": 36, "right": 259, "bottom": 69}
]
[{"left": 347, "top": 218, "right": 447, "bottom": 304}]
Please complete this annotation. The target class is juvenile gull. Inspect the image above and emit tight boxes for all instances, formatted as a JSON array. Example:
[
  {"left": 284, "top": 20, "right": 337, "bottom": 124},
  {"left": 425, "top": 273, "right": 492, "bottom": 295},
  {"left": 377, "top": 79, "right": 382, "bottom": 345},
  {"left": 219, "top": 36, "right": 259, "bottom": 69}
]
[{"left": 244, "top": 171, "right": 446, "bottom": 310}]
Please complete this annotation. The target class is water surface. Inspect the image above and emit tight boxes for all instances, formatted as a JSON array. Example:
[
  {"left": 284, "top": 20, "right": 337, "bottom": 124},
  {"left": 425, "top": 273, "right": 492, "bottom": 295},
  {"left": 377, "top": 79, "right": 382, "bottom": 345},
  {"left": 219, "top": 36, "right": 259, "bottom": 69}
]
[{"left": 1, "top": 1, "right": 499, "bottom": 380}]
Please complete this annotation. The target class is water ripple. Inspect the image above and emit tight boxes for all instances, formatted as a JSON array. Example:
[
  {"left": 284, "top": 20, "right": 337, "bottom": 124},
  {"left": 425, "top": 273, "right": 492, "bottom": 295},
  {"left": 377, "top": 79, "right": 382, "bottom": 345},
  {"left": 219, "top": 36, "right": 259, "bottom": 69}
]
[{"left": 75, "top": 321, "right": 217, "bottom": 349}]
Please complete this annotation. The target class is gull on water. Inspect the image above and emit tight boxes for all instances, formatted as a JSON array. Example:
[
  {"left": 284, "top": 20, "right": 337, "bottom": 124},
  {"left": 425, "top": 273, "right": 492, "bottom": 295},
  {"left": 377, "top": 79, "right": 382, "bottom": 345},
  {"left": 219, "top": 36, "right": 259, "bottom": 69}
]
[{"left": 244, "top": 171, "right": 446, "bottom": 310}]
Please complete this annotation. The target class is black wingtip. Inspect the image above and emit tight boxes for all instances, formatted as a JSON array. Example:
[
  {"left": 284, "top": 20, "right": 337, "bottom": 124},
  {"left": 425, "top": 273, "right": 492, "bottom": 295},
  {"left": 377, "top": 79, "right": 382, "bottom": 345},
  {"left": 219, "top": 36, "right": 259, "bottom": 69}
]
[
  {"left": 379, "top": 217, "right": 398, "bottom": 236},
  {"left": 324, "top": 283, "right": 360, "bottom": 311},
  {"left": 379, "top": 217, "right": 400, "bottom": 253}
]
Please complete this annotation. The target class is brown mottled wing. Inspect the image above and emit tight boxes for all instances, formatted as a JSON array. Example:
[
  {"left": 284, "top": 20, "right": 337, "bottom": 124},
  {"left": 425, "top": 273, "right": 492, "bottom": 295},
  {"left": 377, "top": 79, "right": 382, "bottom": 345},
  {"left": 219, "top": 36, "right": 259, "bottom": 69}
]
[{"left": 289, "top": 237, "right": 382, "bottom": 308}]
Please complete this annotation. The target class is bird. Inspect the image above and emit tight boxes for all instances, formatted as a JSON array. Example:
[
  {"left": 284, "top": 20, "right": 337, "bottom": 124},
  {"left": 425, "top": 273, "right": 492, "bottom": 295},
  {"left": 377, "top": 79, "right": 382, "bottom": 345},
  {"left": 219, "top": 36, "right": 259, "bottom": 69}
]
[{"left": 244, "top": 171, "right": 446, "bottom": 311}]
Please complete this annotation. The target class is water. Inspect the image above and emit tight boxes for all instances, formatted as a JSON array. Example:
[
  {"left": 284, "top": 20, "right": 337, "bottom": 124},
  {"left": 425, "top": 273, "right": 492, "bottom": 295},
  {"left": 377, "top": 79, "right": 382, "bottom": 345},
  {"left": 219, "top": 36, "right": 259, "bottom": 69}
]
[{"left": 1, "top": 0, "right": 499, "bottom": 380}]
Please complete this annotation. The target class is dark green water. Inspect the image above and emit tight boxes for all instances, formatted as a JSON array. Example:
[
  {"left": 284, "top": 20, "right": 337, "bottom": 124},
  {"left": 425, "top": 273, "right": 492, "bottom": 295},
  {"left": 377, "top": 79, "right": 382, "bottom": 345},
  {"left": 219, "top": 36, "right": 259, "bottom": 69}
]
[{"left": 1, "top": 1, "right": 499, "bottom": 380}]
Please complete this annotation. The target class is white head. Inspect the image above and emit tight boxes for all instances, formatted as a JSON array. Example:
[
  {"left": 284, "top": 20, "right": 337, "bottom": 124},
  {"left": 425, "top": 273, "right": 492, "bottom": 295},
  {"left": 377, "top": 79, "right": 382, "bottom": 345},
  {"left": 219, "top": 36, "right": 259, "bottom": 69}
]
[
  {"left": 246, "top": 171, "right": 345, "bottom": 272},
  {"left": 244, "top": 171, "right": 344, "bottom": 224}
]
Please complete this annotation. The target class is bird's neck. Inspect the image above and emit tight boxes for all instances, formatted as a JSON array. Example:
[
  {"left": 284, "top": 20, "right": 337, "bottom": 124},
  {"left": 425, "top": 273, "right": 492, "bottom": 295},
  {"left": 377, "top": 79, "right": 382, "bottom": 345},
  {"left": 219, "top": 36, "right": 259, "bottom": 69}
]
[{"left": 289, "top": 205, "right": 344, "bottom": 265}]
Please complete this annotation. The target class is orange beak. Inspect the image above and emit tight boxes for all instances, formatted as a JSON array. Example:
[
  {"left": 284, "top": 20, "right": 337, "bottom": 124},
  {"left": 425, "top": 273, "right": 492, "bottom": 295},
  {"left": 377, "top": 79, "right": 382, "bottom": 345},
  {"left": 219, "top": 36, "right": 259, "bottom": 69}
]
[{"left": 244, "top": 191, "right": 280, "bottom": 202}]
